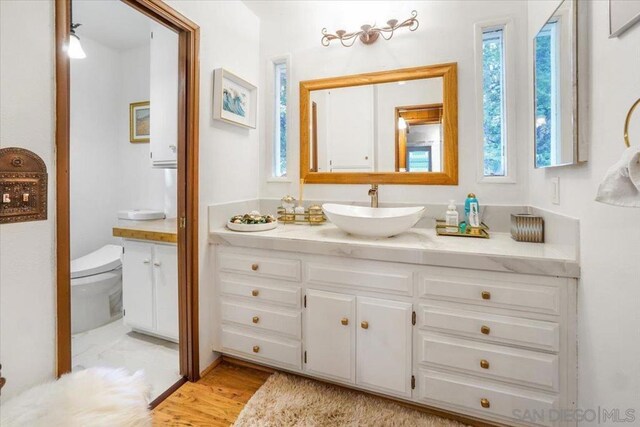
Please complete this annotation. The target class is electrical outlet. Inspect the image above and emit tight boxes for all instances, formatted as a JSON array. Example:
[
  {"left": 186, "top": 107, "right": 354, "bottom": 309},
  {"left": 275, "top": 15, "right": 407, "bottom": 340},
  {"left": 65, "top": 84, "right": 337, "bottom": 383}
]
[{"left": 551, "top": 177, "right": 560, "bottom": 205}]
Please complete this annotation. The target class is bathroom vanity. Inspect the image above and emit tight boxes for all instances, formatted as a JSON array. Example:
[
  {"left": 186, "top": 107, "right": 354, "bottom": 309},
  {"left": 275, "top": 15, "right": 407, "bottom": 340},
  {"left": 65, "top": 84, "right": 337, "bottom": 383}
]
[
  {"left": 210, "top": 224, "right": 578, "bottom": 427},
  {"left": 113, "top": 219, "right": 179, "bottom": 342}
]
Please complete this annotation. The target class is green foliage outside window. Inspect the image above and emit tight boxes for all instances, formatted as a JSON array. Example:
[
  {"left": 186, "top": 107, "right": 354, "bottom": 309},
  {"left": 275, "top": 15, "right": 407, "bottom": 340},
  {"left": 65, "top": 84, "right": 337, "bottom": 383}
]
[{"left": 482, "top": 30, "right": 505, "bottom": 176}]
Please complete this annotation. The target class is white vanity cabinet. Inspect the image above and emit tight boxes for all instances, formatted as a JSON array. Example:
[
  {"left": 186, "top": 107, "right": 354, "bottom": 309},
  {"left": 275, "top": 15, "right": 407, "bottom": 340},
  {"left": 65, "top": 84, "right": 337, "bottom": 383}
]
[
  {"left": 149, "top": 22, "right": 179, "bottom": 168},
  {"left": 213, "top": 246, "right": 577, "bottom": 427},
  {"left": 122, "top": 239, "right": 178, "bottom": 342}
]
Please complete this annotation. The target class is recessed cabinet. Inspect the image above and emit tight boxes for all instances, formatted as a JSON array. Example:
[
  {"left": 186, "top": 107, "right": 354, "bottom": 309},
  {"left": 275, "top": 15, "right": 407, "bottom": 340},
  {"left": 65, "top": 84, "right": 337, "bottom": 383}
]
[
  {"left": 122, "top": 240, "right": 178, "bottom": 342},
  {"left": 149, "top": 22, "right": 179, "bottom": 168}
]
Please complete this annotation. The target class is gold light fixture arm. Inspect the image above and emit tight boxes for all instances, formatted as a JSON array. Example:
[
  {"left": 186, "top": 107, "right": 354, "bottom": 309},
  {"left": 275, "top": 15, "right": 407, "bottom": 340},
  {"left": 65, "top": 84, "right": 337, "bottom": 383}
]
[
  {"left": 624, "top": 98, "right": 640, "bottom": 148},
  {"left": 321, "top": 11, "right": 419, "bottom": 47}
]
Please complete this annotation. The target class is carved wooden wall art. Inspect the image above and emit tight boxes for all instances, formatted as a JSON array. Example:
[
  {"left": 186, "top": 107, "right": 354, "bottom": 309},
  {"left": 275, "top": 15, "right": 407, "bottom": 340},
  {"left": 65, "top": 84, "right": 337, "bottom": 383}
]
[{"left": 0, "top": 147, "right": 48, "bottom": 224}]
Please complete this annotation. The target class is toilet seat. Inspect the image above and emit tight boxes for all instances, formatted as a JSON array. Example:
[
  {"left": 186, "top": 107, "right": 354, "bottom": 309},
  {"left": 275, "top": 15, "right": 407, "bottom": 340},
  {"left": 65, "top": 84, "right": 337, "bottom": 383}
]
[{"left": 71, "top": 244, "right": 122, "bottom": 279}]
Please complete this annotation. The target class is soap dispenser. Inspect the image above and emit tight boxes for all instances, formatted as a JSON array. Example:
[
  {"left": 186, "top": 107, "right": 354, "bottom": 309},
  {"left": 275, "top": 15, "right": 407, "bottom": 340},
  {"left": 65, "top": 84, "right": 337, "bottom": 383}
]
[{"left": 445, "top": 200, "right": 459, "bottom": 233}]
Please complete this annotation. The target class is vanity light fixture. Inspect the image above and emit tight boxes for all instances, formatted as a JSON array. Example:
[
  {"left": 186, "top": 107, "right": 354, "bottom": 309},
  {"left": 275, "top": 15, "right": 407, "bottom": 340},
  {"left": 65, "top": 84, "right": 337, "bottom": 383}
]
[
  {"left": 321, "top": 10, "right": 419, "bottom": 47},
  {"left": 67, "top": 0, "right": 86, "bottom": 59},
  {"left": 68, "top": 23, "right": 86, "bottom": 59}
]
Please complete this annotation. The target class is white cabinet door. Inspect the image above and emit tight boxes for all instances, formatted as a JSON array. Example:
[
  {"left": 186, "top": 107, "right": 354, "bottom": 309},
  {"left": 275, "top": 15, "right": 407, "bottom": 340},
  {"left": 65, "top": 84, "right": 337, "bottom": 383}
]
[
  {"left": 149, "top": 22, "right": 179, "bottom": 167},
  {"left": 356, "top": 297, "right": 413, "bottom": 397},
  {"left": 122, "top": 241, "right": 154, "bottom": 331},
  {"left": 304, "top": 289, "right": 355, "bottom": 383},
  {"left": 153, "top": 244, "right": 179, "bottom": 341}
]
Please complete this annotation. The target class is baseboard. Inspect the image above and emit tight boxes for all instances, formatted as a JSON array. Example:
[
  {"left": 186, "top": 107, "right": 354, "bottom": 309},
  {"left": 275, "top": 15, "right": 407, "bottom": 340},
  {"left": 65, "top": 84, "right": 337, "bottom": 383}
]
[{"left": 199, "top": 355, "right": 224, "bottom": 378}]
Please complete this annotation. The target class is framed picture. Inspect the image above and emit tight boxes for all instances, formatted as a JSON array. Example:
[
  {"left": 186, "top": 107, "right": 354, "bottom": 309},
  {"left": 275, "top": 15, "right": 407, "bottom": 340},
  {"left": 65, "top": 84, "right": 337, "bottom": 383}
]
[
  {"left": 129, "top": 101, "right": 150, "bottom": 143},
  {"left": 213, "top": 68, "right": 257, "bottom": 128},
  {"left": 609, "top": 0, "right": 640, "bottom": 38}
]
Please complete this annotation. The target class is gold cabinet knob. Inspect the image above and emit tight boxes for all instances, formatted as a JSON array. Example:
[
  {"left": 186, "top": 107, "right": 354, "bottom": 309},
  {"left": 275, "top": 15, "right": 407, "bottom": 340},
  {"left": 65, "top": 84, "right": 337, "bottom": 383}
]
[
  {"left": 361, "top": 321, "right": 369, "bottom": 329},
  {"left": 480, "top": 325, "right": 491, "bottom": 335},
  {"left": 480, "top": 359, "right": 490, "bottom": 369},
  {"left": 252, "top": 316, "right": 260, "bottom": 324},
  {"left": 480, "top": 398, "right": 490, "bottom": 408},
  {"left": 251, "top": 289, "right": 259, "bottom": 297},
  {"left": 251, "top": 263, "right": 259, "bottom": 271},
  {"left": 481, "top": 291, "right": 491, "bottom": 300},
  {"left": 341, "top": 318, "right": 349, "bottom": 326},
  {"left": 252, "top": 345, "right": 260, "bottom": 353}
]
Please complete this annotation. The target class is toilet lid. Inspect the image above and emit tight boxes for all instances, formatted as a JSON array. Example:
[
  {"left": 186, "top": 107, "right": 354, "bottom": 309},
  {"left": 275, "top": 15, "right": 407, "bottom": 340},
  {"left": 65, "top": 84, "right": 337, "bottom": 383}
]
[{"left": 71, "top": 244, "right": 122, "bottom": 279}]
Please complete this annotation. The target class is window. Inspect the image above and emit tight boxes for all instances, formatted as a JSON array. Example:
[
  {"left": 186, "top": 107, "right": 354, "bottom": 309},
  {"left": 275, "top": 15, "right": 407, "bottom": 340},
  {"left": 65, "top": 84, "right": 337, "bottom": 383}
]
[
  {"left": 273, "top": 60, "right": 288, "bottom": 177},
  {"left": 475, "top": 19, "right": 515, "bottom": 183}
]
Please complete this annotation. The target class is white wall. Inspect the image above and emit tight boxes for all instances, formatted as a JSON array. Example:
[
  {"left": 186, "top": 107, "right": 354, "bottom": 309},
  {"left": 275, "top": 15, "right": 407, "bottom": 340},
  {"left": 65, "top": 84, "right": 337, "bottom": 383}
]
[
  {"left": 0, "top": 0, "right": 56, "bottom": 400},
  {"left": 255, "top": 1, "right": 530, "bottom": 205},
  {"left": 166, "top": 0, "right": 261, "bottom": 372},
  {"left": 70, "top": 37, "right": 122, "bottom": 259},
  {"left": 70, "top": 37, "right": 177, "bottom": 260},
  {"left": 527, "top": 0, "right": 640, "bottom": 421}
]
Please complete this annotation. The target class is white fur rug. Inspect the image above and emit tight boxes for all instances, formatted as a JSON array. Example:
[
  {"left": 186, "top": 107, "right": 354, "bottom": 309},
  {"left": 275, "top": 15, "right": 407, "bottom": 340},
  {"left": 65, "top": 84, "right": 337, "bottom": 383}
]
[
  {"left": 234, "top": 372, "right": 468, "bottom": 426},
  {"left": 0, "top": 368, "right": 151, "bottom": 427}
]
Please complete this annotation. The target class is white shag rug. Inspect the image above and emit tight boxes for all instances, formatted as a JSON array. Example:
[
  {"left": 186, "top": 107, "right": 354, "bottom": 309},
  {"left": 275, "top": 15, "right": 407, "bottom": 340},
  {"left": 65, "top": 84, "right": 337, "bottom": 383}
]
[
  {"left": 234, "top": 372, "right": 468, "bottom": 426},
  {"left": 0, "top": 368, "right": 151, "bottom": 427}
]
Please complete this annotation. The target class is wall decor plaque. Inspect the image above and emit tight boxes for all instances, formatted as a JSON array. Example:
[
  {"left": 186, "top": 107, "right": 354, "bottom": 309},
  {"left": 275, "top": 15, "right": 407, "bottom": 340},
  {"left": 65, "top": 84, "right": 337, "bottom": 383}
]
[{"left": 0, "top": 147, "right": 48, "bottom": 224}]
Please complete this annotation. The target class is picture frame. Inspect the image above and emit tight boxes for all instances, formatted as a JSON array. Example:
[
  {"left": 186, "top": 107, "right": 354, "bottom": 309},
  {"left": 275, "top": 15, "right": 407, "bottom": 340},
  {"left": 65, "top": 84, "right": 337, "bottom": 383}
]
[
  {"left": 212, "top": 68, "right": 257, "bottom": 128},
  {"left": 609, "top": 0, "right": 640, "bottom": 38},
  {"left": 129, "top": 101, "right": 150, "bottom": 143}
]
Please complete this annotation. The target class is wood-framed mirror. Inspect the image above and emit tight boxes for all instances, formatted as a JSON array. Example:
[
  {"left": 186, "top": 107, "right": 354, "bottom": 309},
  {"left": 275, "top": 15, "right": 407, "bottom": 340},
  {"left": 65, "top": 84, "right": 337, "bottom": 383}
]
[{"left": 300, "top": 63, "right": 458, "bottom": 185}]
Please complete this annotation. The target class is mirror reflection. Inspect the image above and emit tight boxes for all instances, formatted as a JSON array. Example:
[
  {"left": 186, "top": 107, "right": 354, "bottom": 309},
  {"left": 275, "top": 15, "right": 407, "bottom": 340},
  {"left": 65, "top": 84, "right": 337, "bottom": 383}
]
[
  {"left": 309, "top": 78, "right": 443, "bottom": 173},
  {"left": 534, "top": 0, "right": 576, "bottom": 168}
]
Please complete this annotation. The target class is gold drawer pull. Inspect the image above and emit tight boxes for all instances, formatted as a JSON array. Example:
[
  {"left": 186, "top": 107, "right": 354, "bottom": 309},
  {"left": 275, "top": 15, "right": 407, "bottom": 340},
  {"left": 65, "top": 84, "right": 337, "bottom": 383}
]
[
  {"left": 480, "top": 359, "right": 490, "bottom": 369},
  {"left": 361, "top": 321, "right": 369, "bottom": 329},
  {"left": 480, "top": 325, "right": 491, "bottom": 335},
  {"left": 252, "top": 316, "right": 260, "bottom": 324},
  {"left": 251, "top": 289, "right": 259, "bottom": 297},
  {"left": 252, "top": 345, "right": 260, "bottom": 353},
  {"left": 480, "top": 398, "right": 490, "bottom": 408},
  {"left": 341, "top": 318, "right": 349, "bottom": 326},
  {"left": 251, "top": 263, "right": 259, "bottom": 271},
  {"left": 481, "top": 291, "right": 491, "bottom": 300}
]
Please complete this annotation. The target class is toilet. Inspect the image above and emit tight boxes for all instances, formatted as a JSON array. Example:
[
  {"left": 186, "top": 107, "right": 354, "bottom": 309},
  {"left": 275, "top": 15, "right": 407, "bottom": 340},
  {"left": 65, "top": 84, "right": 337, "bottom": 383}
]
[{"left": 71, "top": 244, "right": 123, "bottom": 334}]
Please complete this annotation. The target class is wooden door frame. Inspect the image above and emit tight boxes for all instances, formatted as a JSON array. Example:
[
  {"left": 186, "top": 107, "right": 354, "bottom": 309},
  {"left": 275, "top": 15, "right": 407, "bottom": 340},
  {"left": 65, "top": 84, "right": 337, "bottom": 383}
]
[{"left": 55, "top": 0, "right": 201, "bottom": 381}]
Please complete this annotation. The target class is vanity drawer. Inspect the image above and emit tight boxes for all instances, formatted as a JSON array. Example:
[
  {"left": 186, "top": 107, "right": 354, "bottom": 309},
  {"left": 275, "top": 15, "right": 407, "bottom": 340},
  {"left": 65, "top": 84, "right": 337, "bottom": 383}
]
[
  {"left": 219, "top": 252, "right": 301, "bottom": 282},
  {"left": 418, "top": 332, "right": 559, "bottom": 391},
  {"left": 221, "top": 300, "right": 301, "bottom": 339},
  {"left": 221, "top": 327, "right": 302, "bottom": 369},
  {"left": 419, "top": 304, "right": 560, "bottom": 352},
  {"left": 418, "top": 268, "right": 561, "bottom": 315},
  {"left": 306, "top": 258, "right": 413, "bottom": 296},
  {"left": 418, "top": 369, "right": 558, "bottom": 427},
  {"left": 220, "top": 276, "right": 301, "bottom": 308}
]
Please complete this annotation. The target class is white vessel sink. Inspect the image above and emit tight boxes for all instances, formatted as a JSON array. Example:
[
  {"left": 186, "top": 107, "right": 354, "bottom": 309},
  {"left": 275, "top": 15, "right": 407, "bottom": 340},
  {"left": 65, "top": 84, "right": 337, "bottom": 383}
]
[{"left": 322, "top": 203, "right": 425, "bottom": 238}]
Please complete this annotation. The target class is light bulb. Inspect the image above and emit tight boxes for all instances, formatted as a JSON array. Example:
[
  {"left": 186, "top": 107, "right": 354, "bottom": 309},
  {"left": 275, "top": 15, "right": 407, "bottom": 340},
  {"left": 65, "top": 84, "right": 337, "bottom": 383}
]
[{"left": 68, "top": 33, "right": 86, "bottom": 59}]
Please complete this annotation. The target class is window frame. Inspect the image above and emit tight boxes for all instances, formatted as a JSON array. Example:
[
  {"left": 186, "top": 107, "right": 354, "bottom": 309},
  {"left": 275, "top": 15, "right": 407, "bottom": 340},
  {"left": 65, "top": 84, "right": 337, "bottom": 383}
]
[
  {"left": 474, "top": 18, "right": 517, "bottom": 184},
  {"left": 267, "top": 54, "right": 292, "bottom": 182}
]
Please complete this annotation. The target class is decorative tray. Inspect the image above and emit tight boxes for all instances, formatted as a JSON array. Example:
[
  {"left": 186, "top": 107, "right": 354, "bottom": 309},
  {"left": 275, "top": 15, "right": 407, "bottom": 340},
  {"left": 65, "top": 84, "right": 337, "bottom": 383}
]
[
  {"left": 226, "top": 221, "right": 278, "bottom": 232},
  {"left": 435, "top": 220, "right": 490, "bottom": 239}
]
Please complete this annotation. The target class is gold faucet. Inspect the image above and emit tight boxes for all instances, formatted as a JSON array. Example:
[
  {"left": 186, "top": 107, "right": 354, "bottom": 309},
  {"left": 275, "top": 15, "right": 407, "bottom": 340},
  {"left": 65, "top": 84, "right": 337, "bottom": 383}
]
[{"left": 368, "top": 184, "right": 379, "bottom": 208}]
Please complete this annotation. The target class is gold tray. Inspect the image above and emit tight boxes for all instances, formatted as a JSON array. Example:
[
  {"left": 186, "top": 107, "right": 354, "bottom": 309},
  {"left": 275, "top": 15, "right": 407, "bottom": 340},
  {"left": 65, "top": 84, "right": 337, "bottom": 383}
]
[{"left": 435, "top": 220, "right": 490, "bottom": 239}]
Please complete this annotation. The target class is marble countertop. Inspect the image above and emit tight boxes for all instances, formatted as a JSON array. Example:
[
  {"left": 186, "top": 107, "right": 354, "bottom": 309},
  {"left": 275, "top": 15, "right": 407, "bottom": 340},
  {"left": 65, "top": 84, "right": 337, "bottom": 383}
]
[
  {"left": 113, "top": 218, "right": 177, "bottom": 243},
  {"left": 210, "top": 223, "right": 579, "bottom": 278}
]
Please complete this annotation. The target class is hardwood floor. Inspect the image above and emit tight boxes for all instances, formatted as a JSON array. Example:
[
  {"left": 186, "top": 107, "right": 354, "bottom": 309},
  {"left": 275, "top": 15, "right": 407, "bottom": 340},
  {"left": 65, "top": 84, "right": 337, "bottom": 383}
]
[{"left": 152, "top": 360, "right": 272, "bottom": 426}]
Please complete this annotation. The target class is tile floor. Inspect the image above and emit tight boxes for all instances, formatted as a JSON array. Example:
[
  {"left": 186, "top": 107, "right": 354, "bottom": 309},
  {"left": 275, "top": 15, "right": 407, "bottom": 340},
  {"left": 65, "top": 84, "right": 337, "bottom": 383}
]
[{"left": 72, "top": 318, "right": 181, "bottom": 400}]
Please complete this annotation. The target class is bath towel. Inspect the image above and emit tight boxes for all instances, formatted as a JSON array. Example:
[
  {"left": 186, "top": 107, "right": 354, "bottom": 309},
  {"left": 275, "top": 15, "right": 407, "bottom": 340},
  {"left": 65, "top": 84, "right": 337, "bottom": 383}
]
[{"left": 596, "top": 145, "right": 640, "bottom": 207}]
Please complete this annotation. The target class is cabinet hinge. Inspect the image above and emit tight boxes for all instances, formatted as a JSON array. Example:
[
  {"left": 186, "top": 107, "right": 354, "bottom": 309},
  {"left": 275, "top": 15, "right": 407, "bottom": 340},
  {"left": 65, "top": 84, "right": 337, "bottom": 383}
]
[
  {"left": 304, "top": 351, "right": 307, "bottom": 364},
  {"left": 123, "top": 309, "right": 126, "bottom": 317},
  {"left": 304, "top": 295, "right": 307, "bottom": 308},
  {"left": 122, "top": 246, "right": 125, "bottom": 254},
  {"left": 412, "top": 311, "right": 416, "bottom": 325},
  {"left": 411, "top": 375, "right": 415, "bottom": 390}
]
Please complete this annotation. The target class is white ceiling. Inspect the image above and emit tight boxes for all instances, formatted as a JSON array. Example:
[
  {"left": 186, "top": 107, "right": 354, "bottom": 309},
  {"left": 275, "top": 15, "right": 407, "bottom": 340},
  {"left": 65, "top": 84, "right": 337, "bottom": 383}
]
[{"left": 72, "top": 0, "right": 152, "bottom": 50}]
